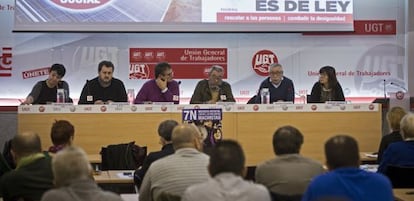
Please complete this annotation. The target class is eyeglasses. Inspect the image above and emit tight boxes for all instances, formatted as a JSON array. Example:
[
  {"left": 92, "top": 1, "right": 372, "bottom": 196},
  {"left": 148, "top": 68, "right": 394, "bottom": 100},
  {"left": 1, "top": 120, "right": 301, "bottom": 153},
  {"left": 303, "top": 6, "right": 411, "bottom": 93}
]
[{"left": 270, "top": 71, "right": 283, "bottom": 76}]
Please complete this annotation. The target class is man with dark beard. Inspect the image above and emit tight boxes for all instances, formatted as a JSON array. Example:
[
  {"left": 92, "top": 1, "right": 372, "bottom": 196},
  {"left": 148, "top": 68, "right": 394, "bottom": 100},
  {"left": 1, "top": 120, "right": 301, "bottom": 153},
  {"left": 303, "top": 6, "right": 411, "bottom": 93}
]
[{"left": 78, "top": 60, "right": 128, "bottom": 104}]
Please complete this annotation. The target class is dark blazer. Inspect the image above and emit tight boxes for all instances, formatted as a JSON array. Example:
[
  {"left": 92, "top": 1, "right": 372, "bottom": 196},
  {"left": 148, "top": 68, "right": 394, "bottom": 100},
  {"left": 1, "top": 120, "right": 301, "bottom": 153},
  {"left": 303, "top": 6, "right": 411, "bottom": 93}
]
[
  {"left": 377, "top": 131, "right": 403, "bottom": 163},
  {"left": 134, "top": 143, "right": 174, "bottom": 188},
  {"left": 190, "top": 79, "right": 236, "bottom": 104},
  {"left": 309, "top": 82, "right": 345, "bottom": 103}
]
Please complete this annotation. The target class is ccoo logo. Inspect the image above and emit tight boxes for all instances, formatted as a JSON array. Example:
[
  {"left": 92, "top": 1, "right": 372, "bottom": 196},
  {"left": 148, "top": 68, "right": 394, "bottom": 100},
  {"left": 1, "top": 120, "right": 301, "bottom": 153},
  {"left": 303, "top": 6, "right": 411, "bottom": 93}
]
[
  {"left": 252, "top": 50, "right": 278, "bottom": 76},
  {"left": 50, "top": 0, "right": 111, "bottom": 10}
]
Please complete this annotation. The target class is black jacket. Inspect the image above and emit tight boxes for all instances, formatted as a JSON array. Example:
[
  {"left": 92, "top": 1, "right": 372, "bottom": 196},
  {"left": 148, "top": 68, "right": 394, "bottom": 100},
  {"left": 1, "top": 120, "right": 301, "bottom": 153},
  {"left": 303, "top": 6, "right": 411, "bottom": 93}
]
[{"left": 309, "top": 82, "right": 345, "bottom": 103}]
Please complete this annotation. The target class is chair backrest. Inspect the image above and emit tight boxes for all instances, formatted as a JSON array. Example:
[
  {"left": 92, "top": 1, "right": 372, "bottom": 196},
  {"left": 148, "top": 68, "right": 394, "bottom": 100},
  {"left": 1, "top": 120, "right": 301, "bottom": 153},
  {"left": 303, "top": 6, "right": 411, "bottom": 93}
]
[
  {"left": 270, "top": 192, "right": 302, "bottom": 201},
  {"left": 385, "top": 165, "right": 414, "bottom": 188},
  {"left": 100, "top": 141, "right": 147, "bottom": 170},
  {"left": 156, "top": 192, "right": 181, "bottom": 201}
]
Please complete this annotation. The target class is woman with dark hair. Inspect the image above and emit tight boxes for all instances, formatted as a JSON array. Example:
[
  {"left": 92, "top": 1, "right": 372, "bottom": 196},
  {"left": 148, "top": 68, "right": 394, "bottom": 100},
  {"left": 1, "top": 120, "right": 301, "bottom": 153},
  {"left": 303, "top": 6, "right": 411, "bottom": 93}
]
[
  {"left": 21, "top": 63, "right": 71, "bottom": 104},
  {"left": 309, "top": 66, "right": 345, "bottom": 103}
]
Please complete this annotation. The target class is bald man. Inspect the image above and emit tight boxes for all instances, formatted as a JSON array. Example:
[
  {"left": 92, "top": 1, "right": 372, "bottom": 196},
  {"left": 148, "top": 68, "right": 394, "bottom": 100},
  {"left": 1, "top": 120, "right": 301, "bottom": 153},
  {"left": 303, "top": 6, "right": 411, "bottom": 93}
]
[
  {"left": 302, "top": 135, "right": 393, "bottom": 201},
  {"left": 0, "top": 132, "right": 54, "bottom": 201},
  {"left": 139, "top": 124, "right": 210, "bottom": 201}
]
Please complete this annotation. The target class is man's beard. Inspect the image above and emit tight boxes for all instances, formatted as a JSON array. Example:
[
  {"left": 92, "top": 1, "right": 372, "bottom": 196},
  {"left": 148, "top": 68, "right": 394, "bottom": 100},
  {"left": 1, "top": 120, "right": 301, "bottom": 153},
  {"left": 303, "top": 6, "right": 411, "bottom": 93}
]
[{"left": 99, "top": 77, "right": 111, "bottom": 87}]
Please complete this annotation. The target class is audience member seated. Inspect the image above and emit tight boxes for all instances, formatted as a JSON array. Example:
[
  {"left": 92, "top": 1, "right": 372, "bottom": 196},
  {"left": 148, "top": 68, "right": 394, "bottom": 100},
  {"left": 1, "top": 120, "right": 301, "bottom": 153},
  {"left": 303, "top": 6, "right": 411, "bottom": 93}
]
[
  {"left": 48, "top": 120, "right": 75, "bottom": 153},
  {"left": 139, "top": 124, "right": 210, "bottom": 201},
  {"left": 134, "top": 62, "right": 180, "bottom": 104},
  {"left": 378, "top": 113, "right": 414, "bottom": 174},
  {"left": 182, "top": 140, "right": 271, "bottom": 201},
  {"left": 0, "top": 131, "right": 54, "bottom": 201},
  {"left": 41, "top": 146, "right": 123, "bottom": 201},
  {"left": 377, "top": 106, "right": 406, "bottom": 163},
  {"left": 255, "top": 126, "right": 324, "bottom": 197},
  {"left": 302, "top": 135, "right": 393, "bottom": 201},
  {"left": 190, "top": 65, "right": 236, "bottom": 104},
  {"left": 134, "top": 119, "right": 178, "bottom": 189}
]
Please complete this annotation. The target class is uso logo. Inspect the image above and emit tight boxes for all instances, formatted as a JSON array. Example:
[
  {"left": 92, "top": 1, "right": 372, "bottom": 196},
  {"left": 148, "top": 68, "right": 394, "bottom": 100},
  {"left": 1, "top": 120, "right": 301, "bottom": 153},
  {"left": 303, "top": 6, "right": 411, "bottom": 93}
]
[
  {"left": 252, "top": 50, "right": 278, "bottom": 76},
  {"left": 50, "top": 0, "right": 111, "bottom": 10}
]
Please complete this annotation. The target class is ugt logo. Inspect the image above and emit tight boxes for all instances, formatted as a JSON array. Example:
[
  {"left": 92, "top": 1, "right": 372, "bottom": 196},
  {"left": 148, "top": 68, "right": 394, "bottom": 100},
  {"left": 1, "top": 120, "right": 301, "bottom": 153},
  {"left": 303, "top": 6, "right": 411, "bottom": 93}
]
[
  {"left": 252, "top": 49, "right": 278, "bottom": 76},
  {"left": 50, "top": 0, "right": 112, "bottom": 10}
]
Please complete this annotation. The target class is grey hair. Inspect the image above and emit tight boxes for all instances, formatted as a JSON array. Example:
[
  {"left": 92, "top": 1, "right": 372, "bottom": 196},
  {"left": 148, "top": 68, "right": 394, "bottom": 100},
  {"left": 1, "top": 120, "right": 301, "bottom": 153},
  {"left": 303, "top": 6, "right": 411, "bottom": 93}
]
[
  {"left": 208, "top": 65, "right": 224, "bottom": 75},
  {"left": 268, "top": 63, "right": 282, "bottom": 72},
  {"left": 52, "top": 146, "right": 93, "bottom": 187},
  {"left": 400, "top": 113, "right": 414, "bottom": 139}
]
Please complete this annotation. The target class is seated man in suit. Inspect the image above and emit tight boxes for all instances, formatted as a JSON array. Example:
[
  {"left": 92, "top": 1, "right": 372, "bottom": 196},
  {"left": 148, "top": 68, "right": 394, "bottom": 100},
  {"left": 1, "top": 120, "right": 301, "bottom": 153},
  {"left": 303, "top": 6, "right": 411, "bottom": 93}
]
[
  {"left": 134, "top": 119, "right": 178, "bottom": 188},
  {"left": 0, "top": 131, "right": 54, "bottom": 201},
  {"left": 182, "top": 140, "right": 271, "bottom": 201},
  {"left": 255, "top": 126, "right": 324, "bottom": 197},
  {"left": 190, "top": 65, "right": 236, "bottom": 104},
  {"left": 302, "top": 135, "right": 393, "bottom": 201},
  {"left": 139, "top": 124, "right": 210, "bottom": 201},
  {"left": 378, "top": 112, "right": 414, "bottom": 174},
  {"left": 41, "top": 146, "right": 123, "bottom": 201}
]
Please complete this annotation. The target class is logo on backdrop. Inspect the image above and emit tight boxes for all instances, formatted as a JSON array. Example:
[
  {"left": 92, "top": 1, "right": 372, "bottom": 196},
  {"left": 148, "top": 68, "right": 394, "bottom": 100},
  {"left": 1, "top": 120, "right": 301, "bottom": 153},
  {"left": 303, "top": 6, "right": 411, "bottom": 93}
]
[
  {"left": 50, "top": 0, "right": 112, "bottom": 11},
  {"left": 0, "top": 47, "right": 12, "bottom": 77},
  {"left": 395, "top": 91, "right": 404, "bottom": 100},
  {"left": 355, "top": 44, "right": 404, "bottom": 96},
  {"left": 252, "top": 49, "right": 278, "bottom": 76},
  {"left": 129, "top": 63, "right": 150, "bottom": 79}
]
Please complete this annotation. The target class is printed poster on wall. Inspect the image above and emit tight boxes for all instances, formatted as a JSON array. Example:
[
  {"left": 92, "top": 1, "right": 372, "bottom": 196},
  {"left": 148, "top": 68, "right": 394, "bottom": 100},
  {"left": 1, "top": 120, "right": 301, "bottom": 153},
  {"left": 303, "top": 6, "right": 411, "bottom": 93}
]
[{"left": 129, "top": 48, "right": 227, "bottom": 79}]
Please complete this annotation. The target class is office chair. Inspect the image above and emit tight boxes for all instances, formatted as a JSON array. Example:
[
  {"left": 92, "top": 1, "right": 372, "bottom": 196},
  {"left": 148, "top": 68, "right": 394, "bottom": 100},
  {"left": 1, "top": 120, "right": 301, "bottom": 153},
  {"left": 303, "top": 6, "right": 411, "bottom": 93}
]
[{"left": 384, "top": 165, "right": 414, "bottom": 188}]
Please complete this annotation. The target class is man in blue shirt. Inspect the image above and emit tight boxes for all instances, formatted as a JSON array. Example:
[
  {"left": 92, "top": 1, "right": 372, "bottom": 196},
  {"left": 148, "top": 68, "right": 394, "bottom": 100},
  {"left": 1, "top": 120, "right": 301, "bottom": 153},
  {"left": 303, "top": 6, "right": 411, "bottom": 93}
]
[{"left": 302, "top": 135, "right": 393, "bottom": 201}]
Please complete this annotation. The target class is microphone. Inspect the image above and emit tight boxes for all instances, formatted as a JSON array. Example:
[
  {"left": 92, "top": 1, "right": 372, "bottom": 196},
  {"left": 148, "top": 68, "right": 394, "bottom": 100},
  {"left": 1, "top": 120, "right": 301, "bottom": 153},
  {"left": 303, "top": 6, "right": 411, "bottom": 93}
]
[
  {"left": 86, "top": 80, "right": 90, "bottom": 95},
  {"left": 177, "top": 80, "right": 182, "bottom": 85},
  {"left": 390, "top": 82, "right": 407, "bottom": 92}
]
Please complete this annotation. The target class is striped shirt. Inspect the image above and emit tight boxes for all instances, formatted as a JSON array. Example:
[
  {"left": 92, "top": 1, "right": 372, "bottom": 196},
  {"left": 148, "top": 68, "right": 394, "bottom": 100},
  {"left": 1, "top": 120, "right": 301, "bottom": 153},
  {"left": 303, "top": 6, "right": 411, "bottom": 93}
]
[{"left": 139, "top": 148, "right": 210, "bottom": 201}]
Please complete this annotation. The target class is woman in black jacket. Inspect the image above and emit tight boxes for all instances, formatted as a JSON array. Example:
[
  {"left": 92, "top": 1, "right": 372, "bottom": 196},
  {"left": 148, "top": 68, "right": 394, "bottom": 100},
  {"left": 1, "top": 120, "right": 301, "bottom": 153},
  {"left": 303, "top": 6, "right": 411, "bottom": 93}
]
[{"left": 309, "top": 66, "right": 345, "bottom": 103}]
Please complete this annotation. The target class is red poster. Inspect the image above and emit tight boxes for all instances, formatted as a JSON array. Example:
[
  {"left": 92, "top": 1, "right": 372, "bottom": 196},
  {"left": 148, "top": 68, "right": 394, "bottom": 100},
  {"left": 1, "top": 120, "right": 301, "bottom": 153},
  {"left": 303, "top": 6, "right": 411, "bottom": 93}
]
[{"left": 129, "top": 48, "right": 227, "bottom": 79}]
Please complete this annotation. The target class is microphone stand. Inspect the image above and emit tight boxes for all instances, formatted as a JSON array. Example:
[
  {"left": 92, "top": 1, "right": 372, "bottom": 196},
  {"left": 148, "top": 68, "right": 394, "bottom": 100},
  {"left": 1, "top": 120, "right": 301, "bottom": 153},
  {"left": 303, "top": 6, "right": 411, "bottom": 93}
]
[{"left": 383, "top": 79, "right": 387, "bottom": 106}]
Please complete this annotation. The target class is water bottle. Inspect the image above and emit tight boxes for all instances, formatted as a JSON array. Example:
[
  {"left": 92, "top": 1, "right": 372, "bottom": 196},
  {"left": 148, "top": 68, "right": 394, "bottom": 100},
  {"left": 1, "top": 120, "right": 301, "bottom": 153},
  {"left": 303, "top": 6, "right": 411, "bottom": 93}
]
[
  {"left": 127, "top": 89, "right": 135, "bottom": 104},
  {"left": 56, "top": 88, "right": 65, "bottom": 103},
  {"left": 260, "top": 88, "right": 270, "bottom": 104}
]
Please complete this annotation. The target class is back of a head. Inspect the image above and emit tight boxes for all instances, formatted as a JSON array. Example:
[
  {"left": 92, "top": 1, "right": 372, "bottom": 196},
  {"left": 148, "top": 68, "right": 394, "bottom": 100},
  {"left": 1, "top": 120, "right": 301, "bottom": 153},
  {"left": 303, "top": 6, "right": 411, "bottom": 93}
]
[
  {"left": 50, "top": 63, "right": 66, "bottom": 77},
  {"left": 325, "top": 135, "right": 360, "bottom": 170},
  {"left": 52, "top": 146, "right": 92, "bottom": 187},
  {"left": 154, "top": 62, "right": 171, "bottom": 78},
  {"left": 387, "top": 107, "right": 407, "bottom": 131},
  {"left": 209, "top": 140, "right": 245, "bottom": 177},
  {"left": 12, "top": 131, "right": 42, "bottom": 157},
  {"left": 171, "top": 124, "right": 200, "bottom": 150},
  {"left": 400, "top": 113, "right": 414, "bottom": 139},
  {"left": 273, "top": 126, "right": 304, "bottom": 155},
  {"left": 158, "top": 120, "right": 179, "bottom": 141},
  {"left": 50, "top": 120, "right": 75, "bottom": 146}
]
